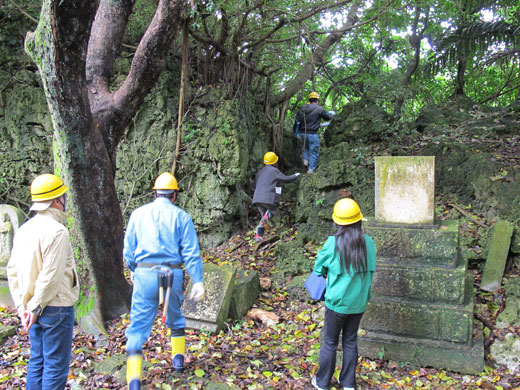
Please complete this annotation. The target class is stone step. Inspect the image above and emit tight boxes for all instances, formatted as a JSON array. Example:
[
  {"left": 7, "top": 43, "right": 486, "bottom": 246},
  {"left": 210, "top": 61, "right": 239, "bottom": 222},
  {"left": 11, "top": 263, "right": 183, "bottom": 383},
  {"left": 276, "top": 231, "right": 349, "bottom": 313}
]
[
  {"left": 364, "top": 219, "right": 460, "bottom": 266},
  {"left": 358, "top": 327, "right": 484, "bottom": 375},
  {"left": 372, "top": 263, "right": 472, "bottom": 305},
  {"left": 361, "top": 294, "right": 474, "bottom": 343}
]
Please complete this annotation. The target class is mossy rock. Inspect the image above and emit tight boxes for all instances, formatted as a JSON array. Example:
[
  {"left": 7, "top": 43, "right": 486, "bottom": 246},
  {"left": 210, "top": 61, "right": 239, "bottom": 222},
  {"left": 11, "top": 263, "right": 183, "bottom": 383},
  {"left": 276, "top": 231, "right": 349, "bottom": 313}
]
[
  {"left": 272, "top": 240, "right": 313, "bottom": 288},
  {"left": 324, "top": 98, "right": 392, "bottom": 145},
  {"left": 0, "top": 324, "right": 15, "bottom": 345},
  {"left": 286, "top": 274, "right": 315, "bottom": 303}
]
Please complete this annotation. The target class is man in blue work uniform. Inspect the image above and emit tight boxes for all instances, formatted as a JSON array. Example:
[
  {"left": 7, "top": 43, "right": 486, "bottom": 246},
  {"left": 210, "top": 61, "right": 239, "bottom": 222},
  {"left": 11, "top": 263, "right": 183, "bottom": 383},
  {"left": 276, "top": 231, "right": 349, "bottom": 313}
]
[
  {"left": 293, "top": 91, "right": 334, "bottom": 173},
  {"left": 124, "top": 172, "right": 204, "bottom": 390}
]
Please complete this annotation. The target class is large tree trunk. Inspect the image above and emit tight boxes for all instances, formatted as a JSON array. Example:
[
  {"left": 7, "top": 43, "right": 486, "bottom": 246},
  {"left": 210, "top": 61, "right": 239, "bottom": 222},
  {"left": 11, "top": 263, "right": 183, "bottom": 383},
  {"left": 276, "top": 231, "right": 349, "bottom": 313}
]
[{"left": 25, "top": 0, "right": 187, "bottom": 325}]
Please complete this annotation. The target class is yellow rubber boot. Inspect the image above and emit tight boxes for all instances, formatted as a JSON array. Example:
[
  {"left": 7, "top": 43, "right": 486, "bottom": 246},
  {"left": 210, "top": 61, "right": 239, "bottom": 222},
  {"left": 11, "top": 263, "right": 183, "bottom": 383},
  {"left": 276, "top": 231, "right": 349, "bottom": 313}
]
[
  {"left": 126, "top": 353, "right": 142, "bottom": 390},
  {"left": 171, "top": 336, "right": 185, "bottom": 372}
]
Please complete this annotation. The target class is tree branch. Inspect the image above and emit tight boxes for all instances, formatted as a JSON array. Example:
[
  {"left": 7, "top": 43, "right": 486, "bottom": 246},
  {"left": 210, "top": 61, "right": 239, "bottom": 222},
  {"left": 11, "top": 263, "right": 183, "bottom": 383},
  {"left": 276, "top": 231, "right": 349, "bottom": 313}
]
[{"left": 7, "top": 0, "right": 38, "bottom": 24}]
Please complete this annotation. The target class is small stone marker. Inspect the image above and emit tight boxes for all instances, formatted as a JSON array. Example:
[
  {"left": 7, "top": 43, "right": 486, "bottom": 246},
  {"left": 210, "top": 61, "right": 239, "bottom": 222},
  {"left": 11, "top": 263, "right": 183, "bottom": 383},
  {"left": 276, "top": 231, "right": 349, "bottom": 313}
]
[
  {"left": 0, "top": 213, "right": 14, "bottom": 268},
  {"left": 0, "top": 205, "right": 24, "bottom": 308},
  {"left": 184, "top": 263, "right": 237, "bottom": 332},
  {"left": 481, "top": 220, "right": 514, "bottom": 292},
  {"left": 228, "top": 269, "right": 260, "bottom": 320},
  {"left": 374, "top": 156, "right": 435, "bottom": 224},
  {"left": 0, "top": 205, "right": 25, "bottom": 236}
]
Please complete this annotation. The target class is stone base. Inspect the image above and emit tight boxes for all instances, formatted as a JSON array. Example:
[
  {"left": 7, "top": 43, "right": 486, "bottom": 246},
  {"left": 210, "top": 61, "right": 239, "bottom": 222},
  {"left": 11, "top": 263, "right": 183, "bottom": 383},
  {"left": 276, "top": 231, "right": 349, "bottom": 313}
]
[
  {"left": 364, "top": 219, "right": 459, "bottom": 266},
  {"left": 358, "top": 329, "right": 484, "bottom": 374},
  {"left": 363, "top": 293, "right": 474, "bottom": 343}
]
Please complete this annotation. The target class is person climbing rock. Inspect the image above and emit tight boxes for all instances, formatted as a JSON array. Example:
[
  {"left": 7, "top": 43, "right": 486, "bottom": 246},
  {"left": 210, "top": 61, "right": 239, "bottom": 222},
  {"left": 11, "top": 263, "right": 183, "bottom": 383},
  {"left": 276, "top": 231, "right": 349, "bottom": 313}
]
[
  {"left": 311, "top": 198, "right": 376, "bottom": 390},
  {"left": 123, "top": 172, "right": 204, "bottom": 389},
  {"left": 252, "top": 151, "right": 300, "bottom": 242},
  {"left": 7, "top": 173, "right": 79, "bottom": 390},
  {"left": 293, "top": 91, "right": 334, "bottom": 173}
]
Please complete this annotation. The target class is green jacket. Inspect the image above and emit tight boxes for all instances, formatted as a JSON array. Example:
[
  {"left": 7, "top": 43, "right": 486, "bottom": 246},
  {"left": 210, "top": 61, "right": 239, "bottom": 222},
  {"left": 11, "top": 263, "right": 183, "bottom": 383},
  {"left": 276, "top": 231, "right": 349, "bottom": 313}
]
[{"left": 313, "top": 234, "right": 376, "bottom": 314}]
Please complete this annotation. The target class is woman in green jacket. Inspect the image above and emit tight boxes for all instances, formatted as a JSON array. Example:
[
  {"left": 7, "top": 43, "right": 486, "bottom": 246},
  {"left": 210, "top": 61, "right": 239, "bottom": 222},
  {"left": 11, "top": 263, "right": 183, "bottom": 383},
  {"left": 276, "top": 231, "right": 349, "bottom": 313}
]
[{"left": 311, "top": 198, "right": 377, "bottom": 390}]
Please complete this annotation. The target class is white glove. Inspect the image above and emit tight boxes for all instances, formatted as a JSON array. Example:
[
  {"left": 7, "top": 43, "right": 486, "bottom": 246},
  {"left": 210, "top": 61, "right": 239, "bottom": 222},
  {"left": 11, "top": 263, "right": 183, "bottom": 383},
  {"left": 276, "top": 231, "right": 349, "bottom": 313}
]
[
  {"left": 328, "top": 110, "right": 335, "bottom": 116},
  {"left": 294, "top": 172, "right": 301, "bottom": 177},
  {"left": 189, "top": 282, "right": 204, "bottom": 302}
]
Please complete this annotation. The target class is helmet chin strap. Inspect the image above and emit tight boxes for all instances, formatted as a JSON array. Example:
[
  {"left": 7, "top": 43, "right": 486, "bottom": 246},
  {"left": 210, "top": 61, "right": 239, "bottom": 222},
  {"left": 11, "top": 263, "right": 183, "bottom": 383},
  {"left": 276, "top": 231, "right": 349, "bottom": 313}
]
[{"left": 57, "top": 195, "right": 67, "bottom": 212}]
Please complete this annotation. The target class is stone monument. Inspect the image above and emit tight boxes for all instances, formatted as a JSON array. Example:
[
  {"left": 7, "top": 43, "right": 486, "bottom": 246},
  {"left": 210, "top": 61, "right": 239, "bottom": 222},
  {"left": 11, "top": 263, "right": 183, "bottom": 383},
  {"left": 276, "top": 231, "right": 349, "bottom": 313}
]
[
  {"left": 0, "top": 205, "right": 25, "bottom": 307},
  {"left": 358, "top": 156, "right": 483, "bottom": 374}
]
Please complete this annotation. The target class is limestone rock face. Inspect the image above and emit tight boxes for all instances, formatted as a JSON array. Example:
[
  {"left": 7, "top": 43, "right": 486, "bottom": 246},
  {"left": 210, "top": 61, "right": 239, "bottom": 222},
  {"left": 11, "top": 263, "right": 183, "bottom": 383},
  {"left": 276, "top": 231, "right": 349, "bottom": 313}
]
[
  {"left": 116, "top": 81, "right": 271, "bottom": 248},
  {"left": 496, "top": 277, "right": 520, "bottom": 328},
  {"left": 490, "top": 333, "right": 520, "bottom": 375},
  {"left": 0, "top": 70, "right": 53, "bottom": 209}
]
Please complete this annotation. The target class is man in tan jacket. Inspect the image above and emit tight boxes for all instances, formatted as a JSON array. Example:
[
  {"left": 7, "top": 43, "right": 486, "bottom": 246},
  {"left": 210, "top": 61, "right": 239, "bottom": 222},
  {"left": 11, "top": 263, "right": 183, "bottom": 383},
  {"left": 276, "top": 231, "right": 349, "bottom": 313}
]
[{"left": 7, "top": 173, "right": 79, "bottom": 390}]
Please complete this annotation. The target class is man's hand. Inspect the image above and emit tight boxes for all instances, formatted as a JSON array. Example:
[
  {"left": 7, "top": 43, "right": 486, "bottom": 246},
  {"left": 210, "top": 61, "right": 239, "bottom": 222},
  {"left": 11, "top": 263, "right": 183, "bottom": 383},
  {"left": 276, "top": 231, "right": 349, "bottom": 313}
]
[
  {"left": 23, "top": 312, "right": 38, "bottom": 332},
  {"left": 17, "top": 306, "right": 28, "bottom": 326},
  {"left": 189, "top": 282, "right": 204, "bottom": 302}
]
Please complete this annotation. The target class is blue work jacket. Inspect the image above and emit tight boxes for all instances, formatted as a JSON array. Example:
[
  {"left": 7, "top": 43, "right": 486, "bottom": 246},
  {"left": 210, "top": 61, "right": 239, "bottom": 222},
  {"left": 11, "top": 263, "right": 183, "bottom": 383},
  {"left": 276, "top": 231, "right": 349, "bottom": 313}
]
[{"left": 123, "top": 197, "right": 203, "bottom": 283}]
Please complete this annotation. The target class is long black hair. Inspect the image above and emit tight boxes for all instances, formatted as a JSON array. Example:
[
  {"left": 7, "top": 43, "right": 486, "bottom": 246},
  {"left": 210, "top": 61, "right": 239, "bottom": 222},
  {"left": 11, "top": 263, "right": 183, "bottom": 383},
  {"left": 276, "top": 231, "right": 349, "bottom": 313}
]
[{"left": 334, "top": 220, "right": 367, "bottom": 275}]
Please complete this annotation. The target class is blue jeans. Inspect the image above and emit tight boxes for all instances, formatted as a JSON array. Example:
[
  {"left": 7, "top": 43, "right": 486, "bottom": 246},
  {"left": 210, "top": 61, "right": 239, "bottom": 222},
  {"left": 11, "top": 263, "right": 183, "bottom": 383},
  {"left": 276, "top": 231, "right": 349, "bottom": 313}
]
[
  {"left": 316, "top": 308, "right": 363, "bottom": 389},
  {"left": 303, "top": 133, "right": 320, "bottom": 170},
  {"left": 27, "top": 306, "right": 74, "bottom": 390},
  {"left": 126, "top": 267, "right": 185, "bottom": 354}
]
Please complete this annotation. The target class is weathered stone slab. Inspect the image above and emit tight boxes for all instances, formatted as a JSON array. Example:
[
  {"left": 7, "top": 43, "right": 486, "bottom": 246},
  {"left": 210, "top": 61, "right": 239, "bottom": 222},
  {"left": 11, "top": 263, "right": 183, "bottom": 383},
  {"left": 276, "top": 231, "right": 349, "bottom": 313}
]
[
  {"left": 496, "top": 277, "right": 520, "bottom": 328},
  {"left": 481, "top": 220, "right": 514, "bottom": 292},
  {"left": 372, "top": 263, "right": 471, "bottom": 304},
  {"left": 184, "top": 263, "right": 236, "bottom": 332},
  {"left": 228, "top": 269, "right": 260, "bottom": 320},
  {"left": 358, "top": 328, "right": 484, "bottom": 375},
  {"left": 362, "top": 295, "right": 473, "bottom": 343},
  {"left": 364, "top": 219, "right": 459, "bottom": 266},
  {"left": 374, "top": 156, "right": 435, "bottom": 224}
]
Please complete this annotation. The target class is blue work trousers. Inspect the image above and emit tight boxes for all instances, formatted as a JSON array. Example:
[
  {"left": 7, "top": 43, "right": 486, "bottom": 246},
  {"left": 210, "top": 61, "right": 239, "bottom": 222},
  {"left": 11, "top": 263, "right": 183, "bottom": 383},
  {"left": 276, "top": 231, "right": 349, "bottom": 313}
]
[
  {"left": 303, "top": 133, "right": 320, "bottom": 170},
  {"left": 315, "top": 308, "right": 363, "bottom": 389},
  {"left": 27, "top": 305, "right": 75, "bottom": 390},
  {"left": 125, "top": 267, "right": 185, "bottom": 354}
]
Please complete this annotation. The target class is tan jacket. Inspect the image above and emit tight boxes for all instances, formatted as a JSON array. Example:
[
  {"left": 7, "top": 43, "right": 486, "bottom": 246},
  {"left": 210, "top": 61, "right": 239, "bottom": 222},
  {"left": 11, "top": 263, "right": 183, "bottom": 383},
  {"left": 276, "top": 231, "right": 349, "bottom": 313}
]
[{"left": 7, "top": 207, "right": 79, "bottom": 313}]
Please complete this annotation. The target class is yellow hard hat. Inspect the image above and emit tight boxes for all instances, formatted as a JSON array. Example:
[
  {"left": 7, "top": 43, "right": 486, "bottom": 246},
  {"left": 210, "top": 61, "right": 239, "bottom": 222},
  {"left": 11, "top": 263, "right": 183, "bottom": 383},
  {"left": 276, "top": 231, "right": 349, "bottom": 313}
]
[
  {"left": 309, "top": 91, "right": 319, "bottom": 100},
  {"left": 31, "top": 174, "right": 68, "bottom": 202},
  {"left": 332, "top": 198, "right": 363, "bottom": 225},
  {"left": 153, "top": 172, "right": 179, "bottom": 191},
  {"left": 263, "top": 152, "right": 278, "bottom": 165}
]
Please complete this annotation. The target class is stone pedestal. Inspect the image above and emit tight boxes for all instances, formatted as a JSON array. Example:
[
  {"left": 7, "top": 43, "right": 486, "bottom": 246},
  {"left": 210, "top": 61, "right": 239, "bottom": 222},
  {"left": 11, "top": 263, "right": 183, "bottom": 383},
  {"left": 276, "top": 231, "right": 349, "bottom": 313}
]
[
  {"left": 359, "top": 219, "right": 483, "bottom": 374},
  {"left": 357, "top": 157, "right": 483, "bottom": 374}
]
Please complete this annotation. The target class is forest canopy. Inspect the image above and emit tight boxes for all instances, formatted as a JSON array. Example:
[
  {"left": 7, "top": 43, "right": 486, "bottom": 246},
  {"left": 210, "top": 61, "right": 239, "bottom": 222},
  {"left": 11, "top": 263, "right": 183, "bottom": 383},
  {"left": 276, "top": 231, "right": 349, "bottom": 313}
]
[{"left": 2, "top": 0, "right": 518, "bottom": 119}]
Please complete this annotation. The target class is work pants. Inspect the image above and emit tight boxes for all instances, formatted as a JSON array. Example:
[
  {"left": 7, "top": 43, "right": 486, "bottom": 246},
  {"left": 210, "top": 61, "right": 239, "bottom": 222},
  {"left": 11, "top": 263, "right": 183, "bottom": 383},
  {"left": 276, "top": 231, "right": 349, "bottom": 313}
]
[
  {"left": 125, "top": 267, "right": 185, "bottom": 354},
  {"left": 302, "top": 133, "right": 320, "bottom": 170},
  {"left": 315, "top": 308, "right": 363, "bottom": 389},
  {"left": 27, "top": 306, "right": 74, "bottom": 390},
  {"left": 255, "top": 203, "right": 278, "bottom": 239}
]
